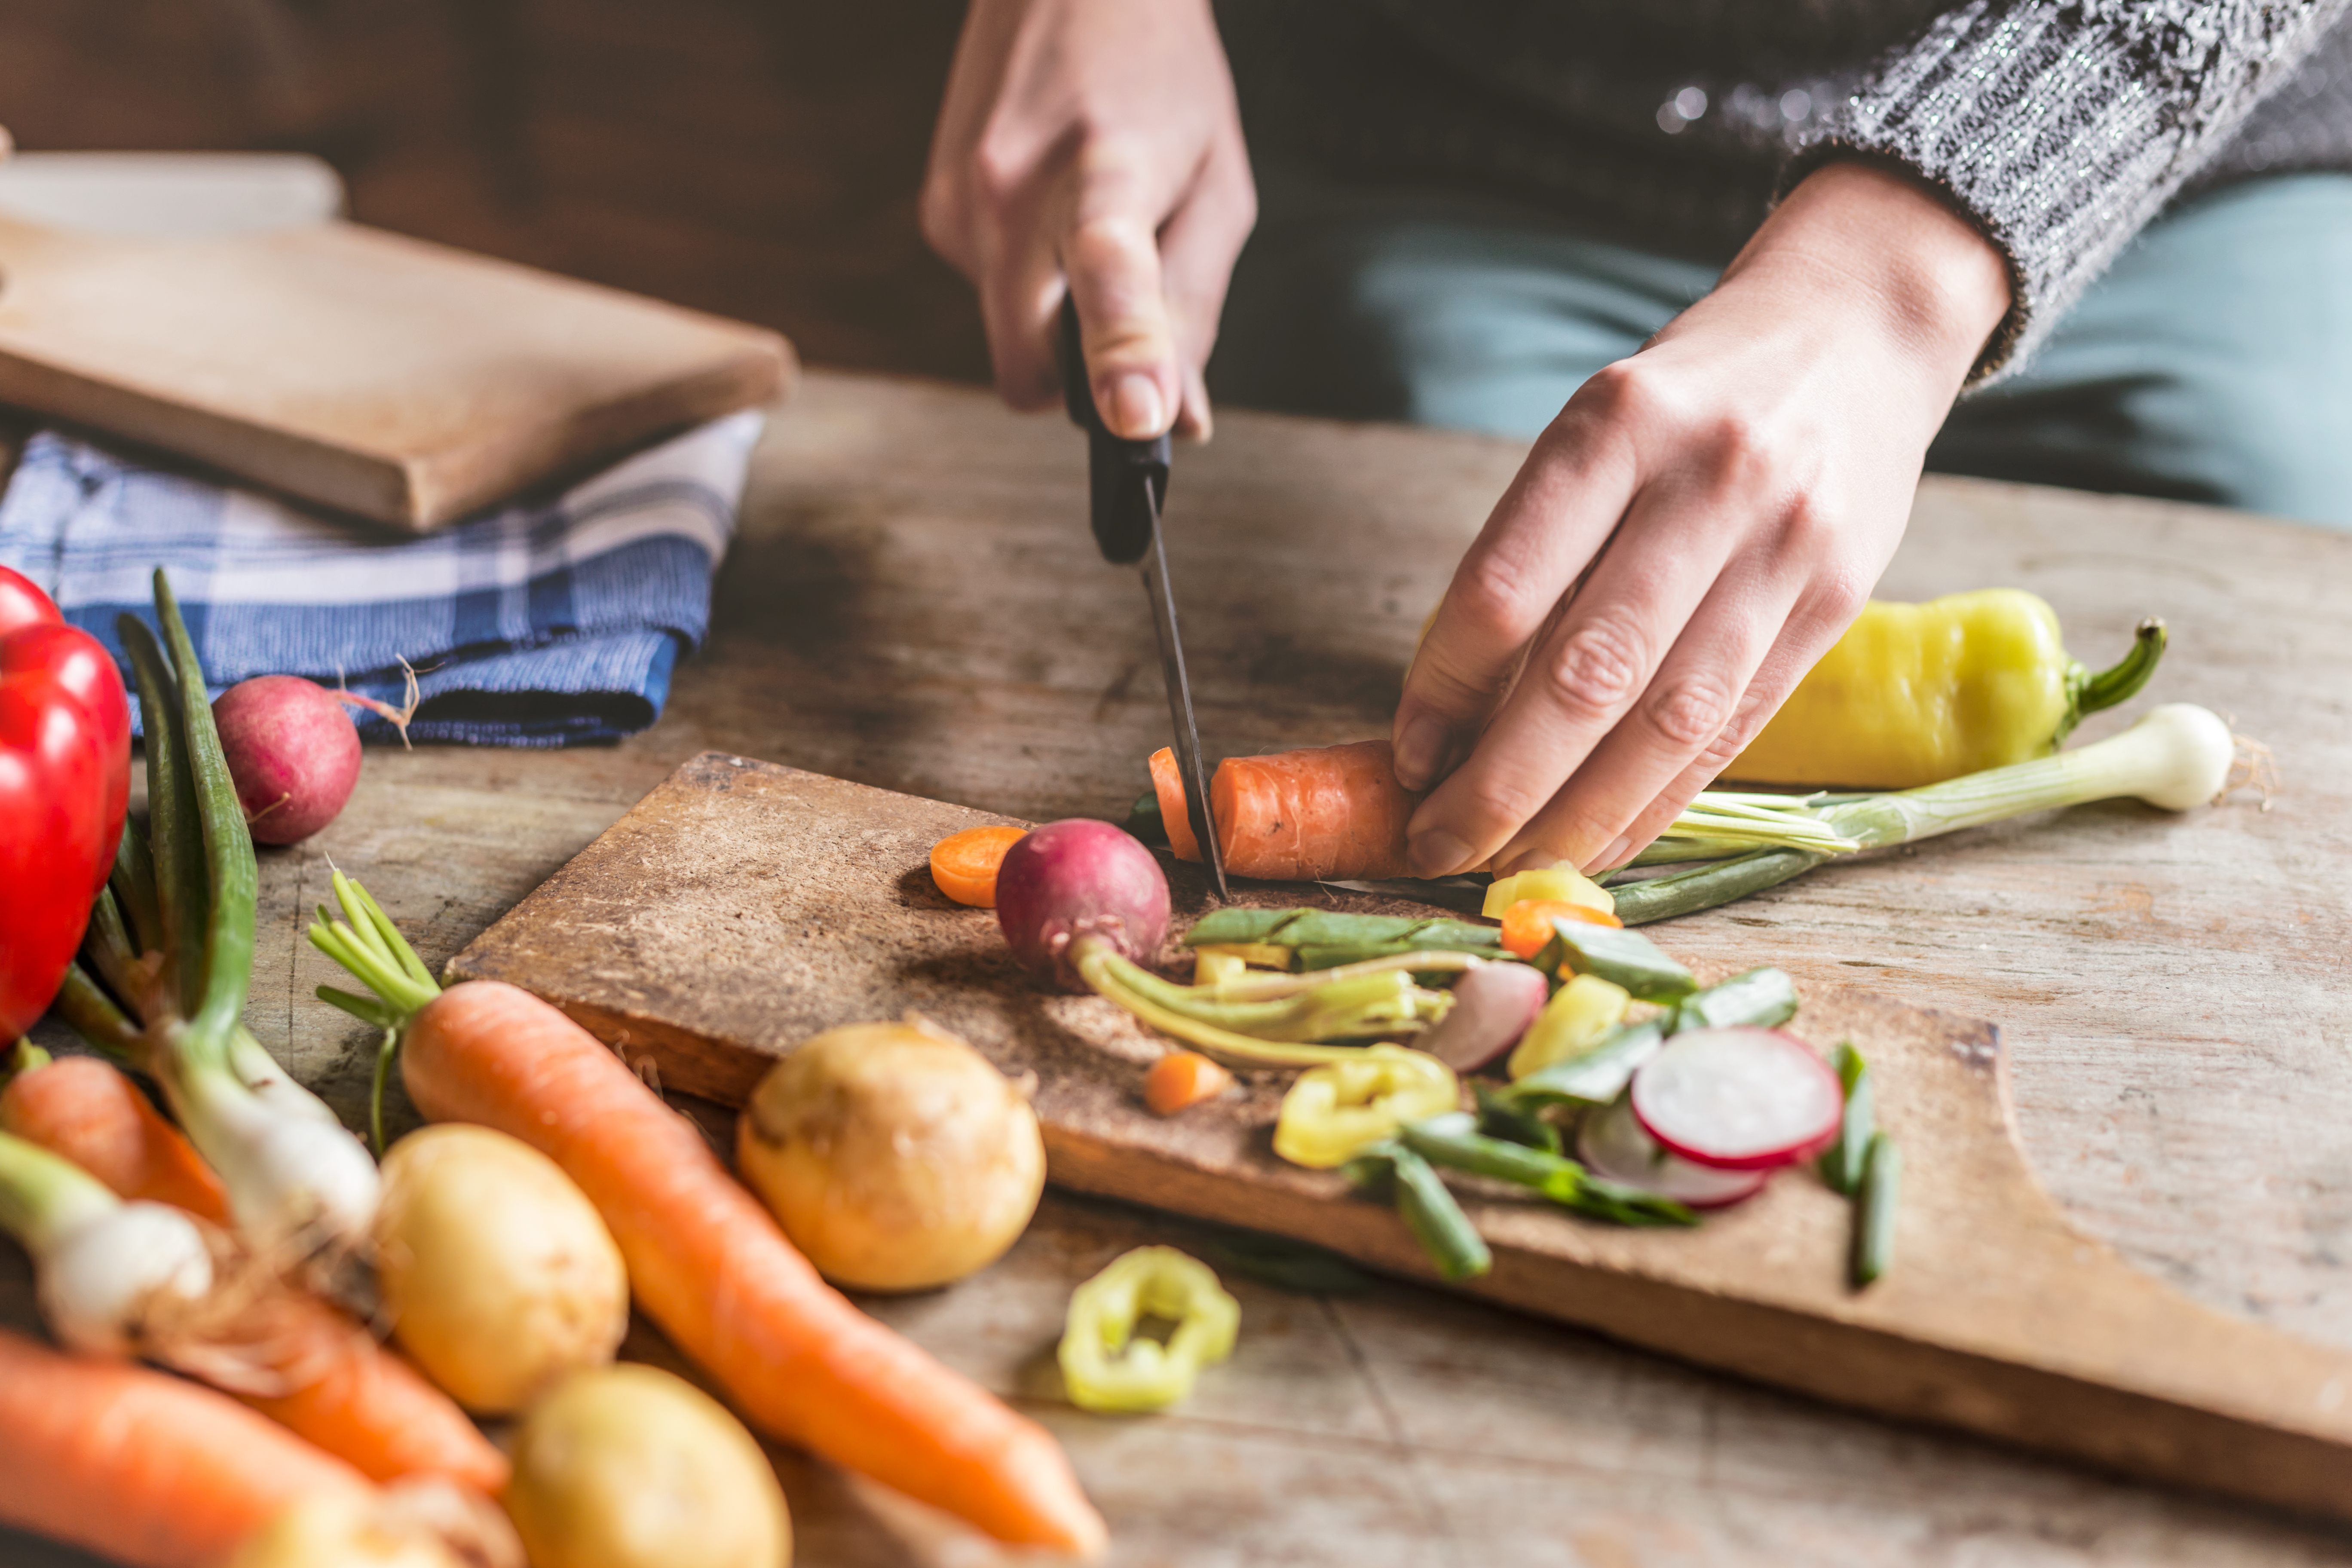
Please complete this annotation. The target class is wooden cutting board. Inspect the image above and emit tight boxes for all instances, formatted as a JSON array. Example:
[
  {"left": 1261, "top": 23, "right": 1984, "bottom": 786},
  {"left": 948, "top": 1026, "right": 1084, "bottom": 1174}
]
[
  {"left": 448, "top": 751, "right": 2352, "bottom": 1525},
  {"left": 0, "top": 215, "right": 793, "bottom": 528}
]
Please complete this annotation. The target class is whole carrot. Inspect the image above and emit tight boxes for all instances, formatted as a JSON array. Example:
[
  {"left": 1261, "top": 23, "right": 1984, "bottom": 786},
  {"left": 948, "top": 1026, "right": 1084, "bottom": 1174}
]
[
  {"left": 1152, "top": 739, "right": 1422, "bottom": 881},
  {"left": 0, "top": 1325, "right": 371, "bottom": 1568},
  {"left": 1, "top": 1051, "right": 506, "bottom": 1492},
  {"left": 401, "top": 978, "right": 1107, "bottom": 1554},
  {"left": 1, "top": 1051, "right": 230, "bottom": 1223}
]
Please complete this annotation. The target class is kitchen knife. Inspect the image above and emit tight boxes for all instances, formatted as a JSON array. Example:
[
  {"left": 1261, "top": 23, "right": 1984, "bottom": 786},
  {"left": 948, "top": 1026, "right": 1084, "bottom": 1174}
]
[{"left": 1057, "top": 299, "right": 1228, "bottom": 899}]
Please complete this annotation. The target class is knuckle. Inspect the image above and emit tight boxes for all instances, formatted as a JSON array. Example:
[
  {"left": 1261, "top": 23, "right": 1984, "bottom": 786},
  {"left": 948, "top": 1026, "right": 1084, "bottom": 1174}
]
[
  {"left": 1457, "top": 552, "right": 1540, "bottom": 645},
  {"left": 969, "top": 138, "right": 1030, "bottom": 210},
  {"left": 1645, "top": 674, "right": 1738, "bottom": 750},
  {"left": 1545, "top": 617, "right": 1648, "bottom": 717}
]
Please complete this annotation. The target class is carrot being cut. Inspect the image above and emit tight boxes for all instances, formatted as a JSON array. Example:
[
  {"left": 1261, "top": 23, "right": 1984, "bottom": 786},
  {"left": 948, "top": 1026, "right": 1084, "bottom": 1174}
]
[
  {"left": 0, "top": 1325, "right": 372, "bottom": 1568},
  {"left": 0, "top": 1052, "right": 231, "bottom": 1224},
  {"left": 313, "top": 871, "right": 1109, "bottom": 1562},
  {"left": 1154, "top": 739, "right": 1421, "bottom": 881},
  {"left": 0, "top": 1052, "right": 506, "bottom": 1493},
  {"left": 930, "top": 824, "right": 1028, "bottom": 908},
  {"left": 1144, "top": 1050, "right": 1233, "bottom": 1116},
  {"left": 1499, "top": 898, "right": 1622, "bottom": 959}
]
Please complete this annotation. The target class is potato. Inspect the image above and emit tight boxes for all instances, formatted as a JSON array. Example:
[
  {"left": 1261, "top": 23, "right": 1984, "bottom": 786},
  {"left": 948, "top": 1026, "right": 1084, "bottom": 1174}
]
[
  {"left": 504, "top": 1365, "right": 790, "bottom": 1568},
  {"left": 375, "top": 1124, "right": 628, "bottom": 1415},
  {"left": 737, "top": 1016, "right": 1044, "bottom": 1292}
]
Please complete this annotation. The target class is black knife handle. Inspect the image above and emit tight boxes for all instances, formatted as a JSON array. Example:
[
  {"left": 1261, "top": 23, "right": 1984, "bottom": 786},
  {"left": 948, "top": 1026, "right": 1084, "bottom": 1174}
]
[{"left": 1057, "top": 296, "right": 1168, "bottom": 566}]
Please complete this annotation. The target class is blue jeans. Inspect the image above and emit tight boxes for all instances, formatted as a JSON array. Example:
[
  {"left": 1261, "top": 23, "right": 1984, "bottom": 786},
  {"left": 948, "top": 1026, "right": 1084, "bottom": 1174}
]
[{"left": 1211, "top": 171, "right": 2352, "bottom": 529}]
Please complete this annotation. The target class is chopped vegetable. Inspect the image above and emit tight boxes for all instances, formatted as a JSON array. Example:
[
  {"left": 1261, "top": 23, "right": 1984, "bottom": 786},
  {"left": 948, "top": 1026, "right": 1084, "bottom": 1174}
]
[
  {"left": 375, "top": 1124, "right": 629, "bottom": 1415},
  {"left": 1193, "top": 949, "right": 1247, "bottom": 985},
  {"left": 312, "top": 895, "right": 1106, "bottom": 1555},
  {"left": 1629, "top": 1027, "right": 1844, "bottom": 1171},
  {"left": 995, "top": 818, "right": 1171, "bottom": 993},
  {"left": 1272, "top": 1049, "right": 1459, "bottom": 1168},
  {"left": 928, "top": 823, "right": 1028, "bottom": 908},
  {"left": 1146, "top": 747, "right": 1202, "bottom": 863},
  {"left": 1506, "top": 974, "right": 1632, "bottom": 1079},
  {"left": 1190, "top": 940, "right": 1295, "bottom": 971},
  {"left": 738, "top": 1016, "right": 1044, "bottom": 1292},
  {"left": 1498, "top": 897, "right": 1620, "bottom": 958},
  {"left": 0, "top": 1324, "right": 375, "bottom": 1568},
  {"left": 1502, "top": 1021, "right": 1665, "bottom": 1108},
  {"left": 1671, "top": 966, "right": 1800, "bottom": 1033},
  {"left": 1533, "top": 919, "right": 1697, "bottom": 1001},
  {"left": 1400, "top": 1112, "right": 1694, "bottom": 1227},
  {"left": 1619, "top": 704, "right": 2240, "bottom": 925},
  {"left": 504, "top": 1365, "right": 790, "bottom": 1568},
  {"left": 1152, "top": 739, "right": 1419, "bottom": 880},
  {"left": 1343, "top": 1142, "right": 1491, "bottom": 1280},
  {"left": 1144, "top": 1050, "right": 1235, "bottom": 1115},
  {"left": 0, "top": 563, "right": 132, "bottom": 1043},
  {"left": 1057, "top": 1246, "right": 1240, "bottom": 1413},
  {"left": 1, "top": 1050, "right": 231, "bottom": 1224},
  {"left": 1818, "top": 1042, "right": 1876, "bottom": 1196},
  {"left": 1414, "top": 962, "right": 1549, "bottom": 1070},
  {"left": 1481, "top": 866, "right": 1614, "bottom": 919},
  {"left": 1109, "top": 960, "right": 1450, "bottom": 1045},
  {"left": 1576, "top": 1094, "right": 1770, "bottom": 1210},
  {"left": 1854, "top": 1132, "right": 1902, "bottom": 1286},
  {"left": 1183, "top": 906, "right": 1503, "bottom": 962},
  {"left": 1730, "top": 591, "right": 2166, "bottom": 788},
  {"left": 1076, "top": 944, "right": 1453, "bottom": 1069},
  {"left": 213, "top": 676, "right": 365, "bottom": 845}
]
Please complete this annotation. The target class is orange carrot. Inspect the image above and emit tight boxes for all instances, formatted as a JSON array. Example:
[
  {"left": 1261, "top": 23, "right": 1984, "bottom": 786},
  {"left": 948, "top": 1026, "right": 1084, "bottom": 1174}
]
[
  {"left": 929, "top": 824, "right": 1028, "bottom": 908},
  {"left": 1155, "top": 739, "right": 1421, "bottom": 881},
  {"left": 0, "top": 1054, "right": 231, "bottom": 1224},
  {"left": 1499, "top": 898, "right": 1622, "bottom": 959},
  {"left": 0, "top": 1325, "right": 372, "bottom": 1568},
  {"left": 401, "top": 978, "right": 1109, "bottom": 1556},
  {"left": 0, "top": 1054, "right": 505, "bottom": 1493},
  {"left": 1143, "top": 1050, "right": 1234, "bottom": 1116}
]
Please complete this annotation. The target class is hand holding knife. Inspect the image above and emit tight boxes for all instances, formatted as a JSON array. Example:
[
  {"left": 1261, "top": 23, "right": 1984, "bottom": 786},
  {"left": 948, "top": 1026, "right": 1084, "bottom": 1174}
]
[{"left": 1057, "top": 299, "right": 1228, "bottom": 900}]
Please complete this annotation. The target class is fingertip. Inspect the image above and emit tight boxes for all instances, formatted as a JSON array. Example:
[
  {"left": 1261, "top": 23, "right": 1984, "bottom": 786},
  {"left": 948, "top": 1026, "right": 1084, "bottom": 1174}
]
[
  {"left": 1406, "top": 828, "right": 1473, "bottom": 880},
  {"left": 1392, "top": 713, "right": 1452, "bottom": 793},
  {"left": 1102, "top": 373, "right": 1169, "bottom": 440}
]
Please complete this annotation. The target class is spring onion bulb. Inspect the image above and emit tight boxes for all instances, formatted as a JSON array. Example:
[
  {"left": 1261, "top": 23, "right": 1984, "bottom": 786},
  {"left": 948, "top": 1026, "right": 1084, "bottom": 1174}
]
[
  {"left": 1620, "top": 704, "right": 2242, "bottom": 924},
  {"left": 0, "top": 1129, "right": 216, "bottom": 1359}
]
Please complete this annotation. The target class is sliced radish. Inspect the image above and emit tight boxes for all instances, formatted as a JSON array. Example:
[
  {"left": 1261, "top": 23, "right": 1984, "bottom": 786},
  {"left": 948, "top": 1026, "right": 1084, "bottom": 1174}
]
[
  {"left": 1629, "top": 1026, "right": 1842, "bottom": 1172},
  {"left": 1418, "top": 963, "right": 1550, "bottom": 1071},
  {"left": 1577, "top": 1096, "right": 1768, "bottom": 1209}
]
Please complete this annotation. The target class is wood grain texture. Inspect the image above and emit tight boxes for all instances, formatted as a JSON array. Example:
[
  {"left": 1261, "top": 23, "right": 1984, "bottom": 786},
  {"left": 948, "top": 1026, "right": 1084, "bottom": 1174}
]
[
  {"left": 0, "top": 214, "right": 794, "bottom": 527},
  {"left": 447, "top": 751, "right": 2352, "bottom": 1522},
  {"left": 15, "top": 372, "right": 2351, "bottom": 1566}
]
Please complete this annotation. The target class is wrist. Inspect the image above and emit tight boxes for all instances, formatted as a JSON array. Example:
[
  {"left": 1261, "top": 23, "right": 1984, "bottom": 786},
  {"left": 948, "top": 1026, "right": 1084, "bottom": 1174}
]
[{"left": 1722, "top": 159, "right": 2013, "bottom": 390}]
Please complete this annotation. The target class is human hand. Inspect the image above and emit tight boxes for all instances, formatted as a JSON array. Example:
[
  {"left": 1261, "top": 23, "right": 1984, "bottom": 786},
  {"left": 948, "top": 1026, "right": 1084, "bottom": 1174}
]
[
  {"left": 920, "top": 0, "right": 1255, "bottom": 440},
  {"left": 1393, "top": 160, "right": 2013, "bottom": 878}
]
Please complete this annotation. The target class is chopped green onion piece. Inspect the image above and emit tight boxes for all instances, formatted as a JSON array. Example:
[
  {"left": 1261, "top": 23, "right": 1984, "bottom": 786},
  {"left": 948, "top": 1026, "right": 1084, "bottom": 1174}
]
[
  {"left": 1534, "top": 920, "right": 1697, "bottom": 1001},
  {"left": 1345, "top": 1142, "right": 1491, "bottom": 1280},
  {"left": 1819, "top": 1042, "right": 1875, "bottom": 1196},
  {"left": 1499, "top": 1020, "right": 1665, "bottom": 1109},
  {"left": 1853, "top": 1132, "right": 1901, "bottom": 1286},
  {"left": 1472, "top": 1082, "right": 1560, "bottom": 1154},
  {"left": 1672, "top": 966, "right": 1799, "bottom": 1032},
  {"left": 1402, "top": 1112, "right": 1697, "bottom": 1229},
  {"left": 1185, "top": 906, "right": 1312, "bottom": 946}
]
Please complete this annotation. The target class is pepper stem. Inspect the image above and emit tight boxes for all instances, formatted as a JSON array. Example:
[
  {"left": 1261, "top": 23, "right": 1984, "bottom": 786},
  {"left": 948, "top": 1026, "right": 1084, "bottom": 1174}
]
[{"left": 2062, "top": 617, "right": 2167, "bottom": 739}]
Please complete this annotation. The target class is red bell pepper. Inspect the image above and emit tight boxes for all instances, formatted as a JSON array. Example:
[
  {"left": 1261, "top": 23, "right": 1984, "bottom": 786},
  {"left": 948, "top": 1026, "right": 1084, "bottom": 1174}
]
[{"left": 1, "top": 565, "right": 132, "bottom": 1041}]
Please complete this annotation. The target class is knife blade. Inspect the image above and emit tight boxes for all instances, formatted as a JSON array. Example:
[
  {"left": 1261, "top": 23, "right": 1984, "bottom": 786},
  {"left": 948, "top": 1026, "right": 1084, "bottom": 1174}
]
[{"left": 1058, "top": 299, "right": 1228, "bottom": 899}]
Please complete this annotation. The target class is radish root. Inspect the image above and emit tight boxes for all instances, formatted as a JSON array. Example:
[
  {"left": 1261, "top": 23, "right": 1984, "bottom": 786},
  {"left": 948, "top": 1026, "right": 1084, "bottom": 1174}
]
[{"left": 332, "top": 658, "right": 423, "bottom": 750}]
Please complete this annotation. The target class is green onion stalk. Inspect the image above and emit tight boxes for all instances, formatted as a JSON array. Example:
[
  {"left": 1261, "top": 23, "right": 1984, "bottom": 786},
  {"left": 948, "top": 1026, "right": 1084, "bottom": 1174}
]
[
  {"left": 49, "top": 570, "right": 379, "bottom": 1278},
  {"left": 1614, "top": 703, "right": 2240, "bottom": 925},
  {"left": 1074, "top": 941, "right": 1459, "bottom": 1069}
]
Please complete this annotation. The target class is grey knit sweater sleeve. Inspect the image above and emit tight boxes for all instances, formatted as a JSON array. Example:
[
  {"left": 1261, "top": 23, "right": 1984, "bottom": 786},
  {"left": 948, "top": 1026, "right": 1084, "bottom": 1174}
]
[{"left": 1787, "top": 0, "right": 2352, "bottom": 378}]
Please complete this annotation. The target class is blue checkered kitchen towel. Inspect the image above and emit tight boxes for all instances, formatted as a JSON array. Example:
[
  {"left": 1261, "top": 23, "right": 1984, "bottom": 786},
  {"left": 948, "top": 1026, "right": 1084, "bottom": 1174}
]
[{"left": 0, "top": 412, "right": 762, "bottom": 746}]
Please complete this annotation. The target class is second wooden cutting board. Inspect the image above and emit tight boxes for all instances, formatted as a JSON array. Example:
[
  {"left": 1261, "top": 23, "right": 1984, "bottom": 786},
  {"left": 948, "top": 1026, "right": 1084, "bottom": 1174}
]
[
  {"left": 449, "top": 751, "right": 2352, "bottom": 1525},
  {"left": 0, "top": 214, "right": 793, "bottom": 528}
]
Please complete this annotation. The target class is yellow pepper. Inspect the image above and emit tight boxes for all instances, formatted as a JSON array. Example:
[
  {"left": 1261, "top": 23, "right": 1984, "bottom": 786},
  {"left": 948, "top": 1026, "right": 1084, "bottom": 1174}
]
[
  {"left": 1480, "top": 866, "right": 1614, "bottom": 919},
  {"left": 1506, "top": 973, "right": 1631, "bottom": 1080},
  {"left": 1272, "top": 1047, "right": 1458, "bottom": 1169},
  {"left": 1729, "top": 589, "right": 2165, "bottom": 789},
  {"left": 1057, "top": 1246, "right": 1240, "bottom": 1412}
]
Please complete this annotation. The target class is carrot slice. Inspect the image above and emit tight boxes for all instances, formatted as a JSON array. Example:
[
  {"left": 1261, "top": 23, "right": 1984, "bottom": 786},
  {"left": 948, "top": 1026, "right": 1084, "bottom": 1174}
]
[
  {"left": 0, "top": 1326, "right": 372, "bottom": 1568},
  {"left": 1144, "top": 1050, "right": 1234, "bottom": 1116},
  {"left": 403, "top": 979, "right": 1107, "bottom": 1555},
  {"left": 1147, "top": 747, "right": 1201, "bottom": 863},
  {"left": 929, "top": 825, "right": 1028, "bottom": 908},
  {"left": 0, "top": 1054, "right": 230, "bottom": 1223},
  {"left": 1500, "top": 898, "right": 1623, "bottom": 958}
]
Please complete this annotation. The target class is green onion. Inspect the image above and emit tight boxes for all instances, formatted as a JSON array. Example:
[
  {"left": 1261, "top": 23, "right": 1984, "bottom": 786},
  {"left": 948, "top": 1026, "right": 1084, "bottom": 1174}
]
[
  {"left": 1346, "top": 1142, "right": 1491, "bottom": 1280},
  {"left": 1532, "top": 921, "right": 1697, "bottom": 1001},
  {"left": 1819, "top": 1042, "right": 1874, "bottom": 1196},
  {"left": 1853, "top": 1132, "right": 1901, "bottom": 1286},
  {"left": 1400, "top": 1113, "right": 1695, "bottom": 1228}
]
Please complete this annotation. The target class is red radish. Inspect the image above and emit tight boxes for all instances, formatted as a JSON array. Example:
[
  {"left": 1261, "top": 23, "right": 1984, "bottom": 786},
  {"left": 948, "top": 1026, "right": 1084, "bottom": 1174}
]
[
  {"left": 994, "top": 819, "right": 1171, "bottom": 993},
  {"left": 1417, "top": 963, "right": 1548, "bottom": 1071},
  {"left": 1577, "top": 1095, "right": 1768, "bottom": 1209},
  {"left": 212, "top": 676, "right": 362, "bottom": 845},
  {"left": 1629, "top": 1026, "right": 1843, "bottom": 1172}
]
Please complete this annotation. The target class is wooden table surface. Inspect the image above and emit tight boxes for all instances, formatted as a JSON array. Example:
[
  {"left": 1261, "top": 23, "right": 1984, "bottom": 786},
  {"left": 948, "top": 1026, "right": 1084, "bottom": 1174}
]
[{"left": 12, "top": 369, "right": 2352, "bottom": 1568}]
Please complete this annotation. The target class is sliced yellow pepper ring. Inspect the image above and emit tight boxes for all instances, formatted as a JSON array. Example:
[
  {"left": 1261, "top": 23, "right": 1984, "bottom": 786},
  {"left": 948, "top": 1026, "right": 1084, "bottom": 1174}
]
[
  {"left": 1482, "top": 866, "right": 1615, "bottom": 920},
  {"left": 1058, "top": 1246, "right": 1240, "bottom": 1413},
  {"left": 1272, "top": 1047, "right": 1459, "bottom": 1169}
]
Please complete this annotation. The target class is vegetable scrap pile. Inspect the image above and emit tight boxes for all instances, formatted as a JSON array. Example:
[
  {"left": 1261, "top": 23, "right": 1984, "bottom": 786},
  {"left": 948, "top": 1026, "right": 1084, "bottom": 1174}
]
[{"left": 0, "top": 569, "right": 1104, "bottom": 1568}]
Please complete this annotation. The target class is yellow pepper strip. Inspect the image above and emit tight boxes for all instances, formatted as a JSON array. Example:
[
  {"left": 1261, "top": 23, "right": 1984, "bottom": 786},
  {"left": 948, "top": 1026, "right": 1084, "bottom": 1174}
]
[
  {"left": 1506, "top": 973, "right": 1632, "bottom": 1080},
  {"left": 1189, "top": 941, "right": 1298, "bottom": 972},
  {"left": 1058, "top": 1246, "right": 1240, "bottom": 1413},
  {"left": 1481, "top": 866, "right": 1614, "bottom": 920},
  {"left": 1193, "top": 949, "right": 1248, "bottom": 987},
  {"left": 1729, "top": 589, "right": 2167, "bottom": 789},
  {"left": 1273, "top": 1047, "right": 1460, "bottom": 1168}
]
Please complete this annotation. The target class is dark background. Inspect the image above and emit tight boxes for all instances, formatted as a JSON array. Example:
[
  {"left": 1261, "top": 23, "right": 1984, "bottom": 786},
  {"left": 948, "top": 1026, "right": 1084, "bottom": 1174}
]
[{"left": 0, "top": 0, "right": 995, "bottom": 381}]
